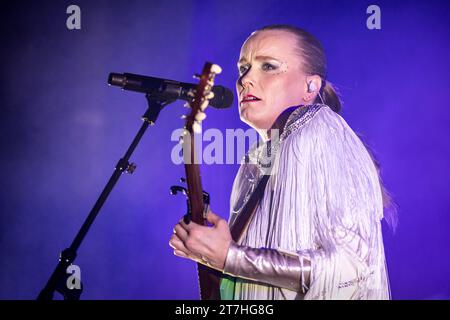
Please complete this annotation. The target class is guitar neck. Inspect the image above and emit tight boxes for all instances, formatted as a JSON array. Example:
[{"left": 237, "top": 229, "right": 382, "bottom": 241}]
[
  {"left": 179, "top": 62, "right": 223, "bottom": 300},
  {"left": 184, "top": 165, "right": 205, "bottom": 224}
]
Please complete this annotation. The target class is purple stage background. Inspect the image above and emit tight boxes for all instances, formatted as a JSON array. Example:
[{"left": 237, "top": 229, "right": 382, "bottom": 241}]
[{"left": 1, "top": 0, "right": 449, "bottom": 299}]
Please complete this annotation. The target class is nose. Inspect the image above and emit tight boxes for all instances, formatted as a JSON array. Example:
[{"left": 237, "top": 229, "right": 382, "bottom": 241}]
[{"left": 237, "top": 68, "right": 254, "bottom": 91}]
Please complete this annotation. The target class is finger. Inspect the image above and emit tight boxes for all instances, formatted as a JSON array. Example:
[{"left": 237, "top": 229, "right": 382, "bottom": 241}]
[
  {"left": 174, "top": 224, "right": 188, "bottom": 241},
  {"left": 169, "top": 233, "right": 180, "bottom": 249},
  {"left": 174, "top": 250, "right": 203, "bottom": 264},
  {"left": 180, "top": 217, "right": 200, "bottom": 231},
  {"left": 169, "top": 234, "right": 190, "bottom": 256},
  {"left": 206, "top": 210, "right": 222, "bottom": 226},
  {"left": 174, "top": 250, "right": 188, "bottom": 258},
  {"left": 183, "top": 213, "right": 191, "bottom": 225}
]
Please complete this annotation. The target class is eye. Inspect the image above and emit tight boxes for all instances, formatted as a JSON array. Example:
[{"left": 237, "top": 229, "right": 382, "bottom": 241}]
[
  {"left": 238, "top": 64, "right": 250, "bottom": 75},
  {"left": 262, "top": 62, "right": 276, "bottom": 71}
]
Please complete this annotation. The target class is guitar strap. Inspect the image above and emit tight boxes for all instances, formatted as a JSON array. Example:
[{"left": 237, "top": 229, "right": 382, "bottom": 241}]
[
  {"left": 217, "top": 106, "right": 305, "bottom": 299},
  {"left": 216, "top": 167, "right": 272, "bottom": 300},
  {"left": 230, "top": 172, "right": 271, "bottom": 243},
  {"left": 213, "top": 105, "right": 318, "bottom": 299},
  {"left": 228, "top": 105, "right": 316, "bottom": 240},
  {"left": 199, "top": 135, "right": 274, "bottom": 300},
  {"left": 206, "top": 171, "right": 271, "bottom": 300}
]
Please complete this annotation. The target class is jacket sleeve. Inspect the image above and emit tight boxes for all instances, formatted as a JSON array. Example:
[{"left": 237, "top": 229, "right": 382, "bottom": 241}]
[{"left": 222, "top": 241, "right": 310, "bottom": 293}]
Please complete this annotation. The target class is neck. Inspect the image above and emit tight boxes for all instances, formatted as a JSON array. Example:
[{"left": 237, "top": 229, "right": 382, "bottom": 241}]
[{"left": 265, "top": 105, "right": 306, "bottom": 141}]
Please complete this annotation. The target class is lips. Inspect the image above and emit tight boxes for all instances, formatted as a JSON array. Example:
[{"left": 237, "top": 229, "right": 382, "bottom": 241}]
[{"left": 240, "top": 94, "right": 261, "bottom": 104}]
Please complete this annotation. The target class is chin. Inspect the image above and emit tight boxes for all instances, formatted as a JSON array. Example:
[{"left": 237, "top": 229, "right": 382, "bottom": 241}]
[{"left": 241, "top": 114, "right": 269, "bottom": 131}]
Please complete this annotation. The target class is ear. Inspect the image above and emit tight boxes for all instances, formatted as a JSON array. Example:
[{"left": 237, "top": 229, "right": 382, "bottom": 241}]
[
  {"left": 306, "top": 75, "right": 322, "bottom": 93},
  {"left": 303, "top": 75, "right": 322, "bottom": 103}
]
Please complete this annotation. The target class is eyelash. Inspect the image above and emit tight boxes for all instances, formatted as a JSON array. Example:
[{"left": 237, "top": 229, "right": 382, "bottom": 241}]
[
  {"left": 262, "top": 63, "right": 276, "bottom": 71},
  {"left": 239, "top": 63, "right": 277, "bottom": 75}
]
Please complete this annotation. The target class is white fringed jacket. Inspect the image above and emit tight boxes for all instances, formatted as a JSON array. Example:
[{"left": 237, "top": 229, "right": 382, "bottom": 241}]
[{"left": 224, "top": 104, "right": 390, "bottom": 300}]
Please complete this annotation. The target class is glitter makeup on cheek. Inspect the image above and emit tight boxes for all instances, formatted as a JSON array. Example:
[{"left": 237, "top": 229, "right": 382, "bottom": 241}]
[{"left": 272, "top": 61, "right": 288, "bottom": 75}]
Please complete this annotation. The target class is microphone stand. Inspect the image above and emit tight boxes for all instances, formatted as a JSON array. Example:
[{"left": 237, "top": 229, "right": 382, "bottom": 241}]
[{"left": 37, "top": 95, "right": 175, "bottom": 300}]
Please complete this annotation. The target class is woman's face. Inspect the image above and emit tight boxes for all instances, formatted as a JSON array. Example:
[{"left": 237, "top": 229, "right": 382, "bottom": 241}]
[{"left": 237, "top": 30, "right": 308, "bottom": 131}]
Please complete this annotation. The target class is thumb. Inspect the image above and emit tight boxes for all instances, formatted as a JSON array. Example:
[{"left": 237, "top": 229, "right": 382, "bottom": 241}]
[{"left": 206, "top": 210, "right": 221, "bottom": 226}]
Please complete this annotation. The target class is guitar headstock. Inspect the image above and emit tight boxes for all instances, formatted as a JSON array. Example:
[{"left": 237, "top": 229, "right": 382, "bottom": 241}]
[{"left": 183, "top": 62, "right": 222, "bottom": 135}]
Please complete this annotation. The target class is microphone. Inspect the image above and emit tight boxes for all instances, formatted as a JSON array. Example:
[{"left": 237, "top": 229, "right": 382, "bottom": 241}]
[{"left": 108, "top": 72, "right": 233, "bottom": 109}]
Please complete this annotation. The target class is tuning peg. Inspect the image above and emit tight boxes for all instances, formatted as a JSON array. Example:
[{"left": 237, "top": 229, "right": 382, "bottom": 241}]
[
  {"left": 206, "top": 91, "right": 215, "bottom": 100},
  {"left": 180, "top": 177, "right": 186, "bottom": 183},
  {"left": 195, "top": 112, "right": 206, "bottom": 122},
  {"left": 193, "top": 74, "right": 201, "bottom": 80},
  {"left": 211, "top": 64, "right": 222, "bottom": 74},
  {"left": 187, "top": 90, "right": 196, "bottom": 97},
  {"left": 181, "top": 129, "right": 189, "bottom": 137},
  {"left": 200, "top": 99, "right": 209, "bottom": 111},
  {"left": 193, "top": 121, "right": 202, "bottom": 134}
]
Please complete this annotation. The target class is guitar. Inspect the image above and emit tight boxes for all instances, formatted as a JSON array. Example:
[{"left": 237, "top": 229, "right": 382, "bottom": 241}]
[{"left": 171, "top": 62, "right": 223, "bottom": 300}]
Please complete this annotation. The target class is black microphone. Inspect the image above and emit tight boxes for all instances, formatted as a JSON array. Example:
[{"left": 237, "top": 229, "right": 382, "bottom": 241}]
[{"left": 108, "top": 72, "right": 233, "bottom": 109}]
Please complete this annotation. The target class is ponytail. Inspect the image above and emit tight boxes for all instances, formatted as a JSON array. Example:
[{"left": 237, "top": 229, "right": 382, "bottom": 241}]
[{"left": 319, "top": 80, "right": 342, "bottom": 114}]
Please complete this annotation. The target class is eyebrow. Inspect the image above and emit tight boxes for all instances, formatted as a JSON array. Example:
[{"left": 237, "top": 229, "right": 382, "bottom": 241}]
[{"left": 237, "top": 55, "right": 279, "bottom": 66}]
